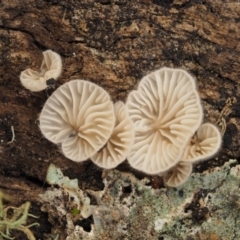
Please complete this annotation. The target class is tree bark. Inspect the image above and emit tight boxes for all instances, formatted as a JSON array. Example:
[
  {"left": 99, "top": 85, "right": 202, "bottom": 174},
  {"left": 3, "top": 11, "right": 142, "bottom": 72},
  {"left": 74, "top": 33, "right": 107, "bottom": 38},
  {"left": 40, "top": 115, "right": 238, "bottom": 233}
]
[{"left": 0, "top": 0, "right": 239, "bottom": 239}]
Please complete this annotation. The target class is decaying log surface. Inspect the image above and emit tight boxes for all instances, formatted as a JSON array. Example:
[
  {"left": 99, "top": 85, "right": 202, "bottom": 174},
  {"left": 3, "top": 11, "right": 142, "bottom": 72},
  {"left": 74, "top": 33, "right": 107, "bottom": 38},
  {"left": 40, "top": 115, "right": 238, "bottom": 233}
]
[{"left": 0, "top": 0, "right": 239, "bottom": 239}]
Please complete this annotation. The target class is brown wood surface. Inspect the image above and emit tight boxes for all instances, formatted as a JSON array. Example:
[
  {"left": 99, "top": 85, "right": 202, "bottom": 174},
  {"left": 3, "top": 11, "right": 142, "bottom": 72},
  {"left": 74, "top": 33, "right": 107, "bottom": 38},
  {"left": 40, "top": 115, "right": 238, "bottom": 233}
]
[{"left": 0, "top": 0, "right": 240, "bottom": 239}]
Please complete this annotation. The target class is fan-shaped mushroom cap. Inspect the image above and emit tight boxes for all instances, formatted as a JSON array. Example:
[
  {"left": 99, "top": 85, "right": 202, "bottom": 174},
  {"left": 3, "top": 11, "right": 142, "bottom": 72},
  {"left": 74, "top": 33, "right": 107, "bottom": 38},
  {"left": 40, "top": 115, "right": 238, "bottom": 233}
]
[
  {"left": 126, "top": 67, "right": 203, "bottom": 174},
  {"left": 163, "top": 162, "right": 192, "bottom": 187},
  {"left": 20, "top": 50, "right": 62, "bottom": 91},
  {"left": 91, "top": 101, "right": 134, "bottom": 169},
  {"left": 39, "top": 80, "right": 115, "bottom": 162},
  {"left": 182, "top": 123, "right": 222, "bottom": 163}
]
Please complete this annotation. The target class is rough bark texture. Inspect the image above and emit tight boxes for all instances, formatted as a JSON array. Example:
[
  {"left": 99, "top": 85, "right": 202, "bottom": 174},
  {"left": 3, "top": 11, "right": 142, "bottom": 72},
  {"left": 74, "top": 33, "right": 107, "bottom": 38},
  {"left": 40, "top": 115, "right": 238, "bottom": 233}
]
[{"left": 0, "top": 0, "right": 239, "bottom": 239}]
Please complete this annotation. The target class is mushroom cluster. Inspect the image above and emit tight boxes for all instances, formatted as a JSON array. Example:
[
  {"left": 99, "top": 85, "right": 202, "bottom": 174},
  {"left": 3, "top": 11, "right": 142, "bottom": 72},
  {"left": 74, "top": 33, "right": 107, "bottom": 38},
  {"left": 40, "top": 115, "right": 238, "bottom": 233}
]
[
  {"left": 20, "top": 50, "right": 134, "bottom": 169},
  {"left": 126, "top": 68, "right": 222, "bottom": 187},
  {"left": 20, "top": 51, "right": 222, "bottom": 187},
  {"left": 39, "top": 80, "right": 134, "bottom": 168}
]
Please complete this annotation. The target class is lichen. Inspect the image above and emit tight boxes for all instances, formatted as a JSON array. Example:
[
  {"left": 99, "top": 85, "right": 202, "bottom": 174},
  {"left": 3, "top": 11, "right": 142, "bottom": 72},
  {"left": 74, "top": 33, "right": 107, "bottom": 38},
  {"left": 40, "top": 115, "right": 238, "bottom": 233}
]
[
  {"left": 0, "top": 191, "right": 39, "bottom": 240},
  {"left": 41, "top": 160, "right": 240, "bottom": 240}
]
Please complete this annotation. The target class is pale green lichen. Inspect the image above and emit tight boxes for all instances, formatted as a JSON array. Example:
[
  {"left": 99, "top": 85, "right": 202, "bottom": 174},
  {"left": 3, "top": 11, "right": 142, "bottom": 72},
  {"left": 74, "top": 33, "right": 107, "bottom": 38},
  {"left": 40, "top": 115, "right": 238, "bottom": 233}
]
[
  {"left": 0, "top": 191, "right": 39, "bottom": 240},
  {"left": 44, "top": 163, "right": 93, "bottom": 218},
  {"left": 42, "top": 160, "right": 240, "bottom": 240}
]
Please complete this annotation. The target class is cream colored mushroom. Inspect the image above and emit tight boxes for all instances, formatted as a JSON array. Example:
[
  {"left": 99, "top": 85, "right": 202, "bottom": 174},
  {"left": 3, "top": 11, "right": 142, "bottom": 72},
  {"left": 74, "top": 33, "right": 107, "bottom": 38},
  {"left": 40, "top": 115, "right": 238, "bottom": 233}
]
[
  {"left": 126, "top": 67, "right": 203, "bottom": 174},
  {"left": 20, "top": 50, "right": 62, "bottom": 91},
  {"left": 182, "top": 123, "right": 222, "bottom": 163},
  {"left": 163, "top": 162, "right": 192, "bottom": 187},
  {"left": 39, "top": 80, "right": 115, "bottom": 162},
  {"left": 91, "top": 101, "right": 134, "bottom": 169}
]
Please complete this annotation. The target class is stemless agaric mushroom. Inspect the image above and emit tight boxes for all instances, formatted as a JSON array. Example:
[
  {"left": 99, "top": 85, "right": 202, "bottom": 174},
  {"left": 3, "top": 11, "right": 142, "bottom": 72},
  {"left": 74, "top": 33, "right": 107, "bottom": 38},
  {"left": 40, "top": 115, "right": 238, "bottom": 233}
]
[
  {"left": 39, "top": 80, "right": 115, "bottom": 162},
  {"left": 91, "top": 101, "right": 134, "bottom": 169},
  {"left": 20, "top": 50, "right": 62, "bottom": 92},
  {"left": 182, "top": 123, "right": 222, "bottom": 164},
  {"left": 126, "top": 67, "right": 203, "bottom": 174},
  {"left": 163, "top": 162, "right": 192, "bottom": 187}
]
